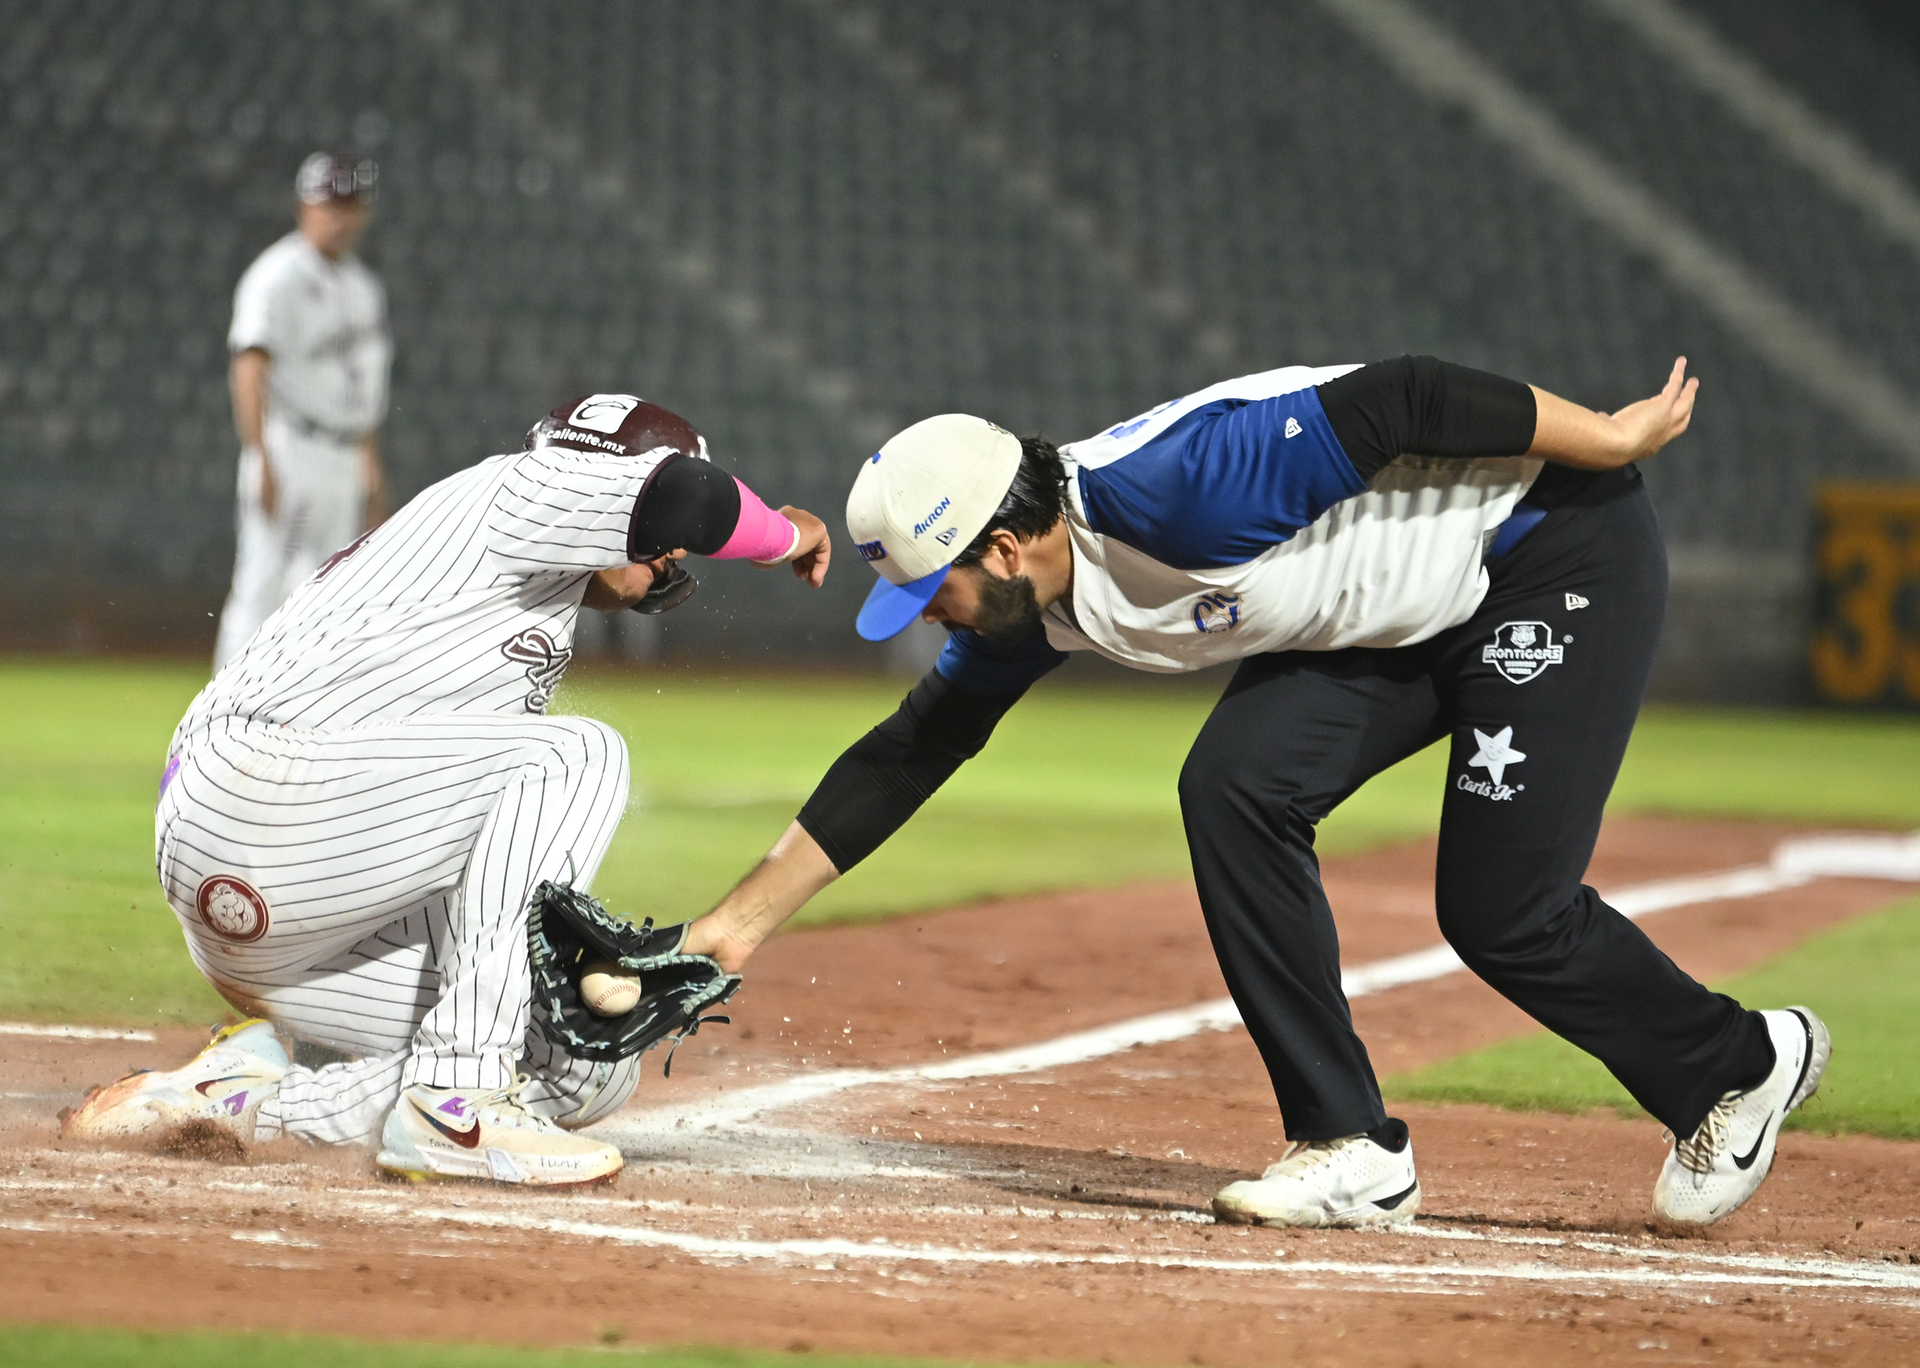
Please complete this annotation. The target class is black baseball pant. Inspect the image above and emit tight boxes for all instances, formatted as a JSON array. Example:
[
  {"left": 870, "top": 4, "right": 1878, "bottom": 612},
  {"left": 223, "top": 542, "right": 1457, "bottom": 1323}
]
[{"left": 1178, "top": 465, "right": 1773, "bottom": 1142}]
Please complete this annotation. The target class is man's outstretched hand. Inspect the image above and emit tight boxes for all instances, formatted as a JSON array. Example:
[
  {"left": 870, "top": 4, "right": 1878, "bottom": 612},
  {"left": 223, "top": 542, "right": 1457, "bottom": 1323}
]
[
  {"left": 775, "top": 506, "right": 831, "bottom": 587},
  {"left": 1530, "top": 357, "right": 1699, "bottom": 470},
  {"left": 682, "top": 820, "right": 842, "bottom": 973}
]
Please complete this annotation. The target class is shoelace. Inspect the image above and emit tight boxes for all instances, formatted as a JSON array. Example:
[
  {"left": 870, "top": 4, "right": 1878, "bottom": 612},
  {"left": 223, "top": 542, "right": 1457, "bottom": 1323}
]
[
  {"left": 1673, "top": 1091, "right": 1739, "bottom": 1176},
  {"left": 467, "top": 1075, "right": 547, "bottom": 1131},
  {"left": 1265, "top": 1139, "right": 1347, "bottom": 1178}
]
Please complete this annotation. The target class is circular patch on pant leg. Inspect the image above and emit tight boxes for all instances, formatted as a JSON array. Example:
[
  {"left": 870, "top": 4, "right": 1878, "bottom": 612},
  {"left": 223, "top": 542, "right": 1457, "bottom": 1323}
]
[{"left": 195, "top": 875, "right": 270, "bottom": 943}]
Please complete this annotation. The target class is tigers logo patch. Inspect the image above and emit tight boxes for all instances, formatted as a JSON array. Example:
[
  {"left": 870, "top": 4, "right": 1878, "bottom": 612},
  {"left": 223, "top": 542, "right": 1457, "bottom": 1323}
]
[{"left": 196, "top": 876, "right": 270, "bottom": 944}]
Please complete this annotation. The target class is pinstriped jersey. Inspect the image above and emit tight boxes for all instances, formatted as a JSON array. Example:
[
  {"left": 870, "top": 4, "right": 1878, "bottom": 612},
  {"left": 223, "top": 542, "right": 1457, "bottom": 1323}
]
[
  {"left": 230, "top": 232, "right": 390, "bottom": 435},
  {"left": 171, "top": 445, "right": 668, "bottom": 755}
]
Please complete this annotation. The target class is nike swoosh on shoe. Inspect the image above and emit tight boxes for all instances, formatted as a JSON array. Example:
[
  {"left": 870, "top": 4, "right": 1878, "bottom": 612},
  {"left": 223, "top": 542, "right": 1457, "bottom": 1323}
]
[
  {"left": 194, "top": 1074, "right": 253, "bottom": 1098},
  {"left": 414, "top": 1101, "right": 482, "bottom": 1149},
  {"left": 1733, "top": 1120, "right": 1771, "bottom": 1172},
  {"left": 1373, "top": 1179, "right": 1420, "bottom": 1211}
]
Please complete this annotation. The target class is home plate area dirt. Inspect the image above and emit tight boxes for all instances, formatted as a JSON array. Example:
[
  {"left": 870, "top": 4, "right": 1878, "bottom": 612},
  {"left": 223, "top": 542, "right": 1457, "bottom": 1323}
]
[{"left": 5, "top": 816, "right": 1920, "bottom": 1366}]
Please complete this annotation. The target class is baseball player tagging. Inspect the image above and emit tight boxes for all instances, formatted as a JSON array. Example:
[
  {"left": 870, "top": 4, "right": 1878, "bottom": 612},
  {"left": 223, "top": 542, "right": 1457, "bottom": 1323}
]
[
  {"left": 685, "top": 354, "right": 1829, "bottom": 1228},
  {"left": 64, "top": 394, "right": 830, "bottom": 1186}
]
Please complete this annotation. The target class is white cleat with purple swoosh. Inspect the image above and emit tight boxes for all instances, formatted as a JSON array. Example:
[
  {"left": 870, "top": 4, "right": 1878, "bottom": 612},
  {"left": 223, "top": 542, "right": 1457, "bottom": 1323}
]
[
  {"left": 376, "top": 1078, "right": 624, "bottom": 1186},
  {"left": 60, "top": 1018, "right": 288, "bottom": 1148}
]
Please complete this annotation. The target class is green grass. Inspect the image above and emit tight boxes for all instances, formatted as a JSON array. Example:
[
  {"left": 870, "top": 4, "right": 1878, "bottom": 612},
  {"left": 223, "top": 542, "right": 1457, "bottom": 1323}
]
[
  {"left": 0, "top": 1326, "right": 983, "bottom": 1368},
  {"left": 1610, "top": 708, "right": 1920, "bottom": 829},
  {"left": 1, "top": 658, "right": 1917, "bottom": 1026},
  {"left": 564, "top": 666, "right": 1449, "bottom": 930},
  {"left": 1384, "top": 894, "right": 1920, "bottom": 1138},
  {"left": 0, "top": 660, "right": 217, "bottom": 1024}
]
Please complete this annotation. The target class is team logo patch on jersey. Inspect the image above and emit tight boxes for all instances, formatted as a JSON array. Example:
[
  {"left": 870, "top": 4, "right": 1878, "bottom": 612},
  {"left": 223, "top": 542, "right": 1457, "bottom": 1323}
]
[
  {"left": 1482, "top": 620, "right": 1564, "bottom": 683},
  {"left": 196, "top": 876, "right": 270, "bottom": 944},
  {"left": 502, "top": 628, "right": 573, "bottom": 713},
  {"left": 1192, "top": 591, "right": 1242, "bottom": 634}
]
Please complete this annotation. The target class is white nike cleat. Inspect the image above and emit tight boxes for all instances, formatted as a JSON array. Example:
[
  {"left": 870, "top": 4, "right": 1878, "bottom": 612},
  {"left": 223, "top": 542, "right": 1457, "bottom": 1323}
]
[
  {"left": 1651, "top": 1006, "right": 1831, "bottom": 1226},
  {"left": 376, "top": 1076, "right": 625, "bottom": 1187},
  {"left": 1212, "top": 1121, "right": 1421, "bottom": 1228},
  {"left": 59, "top": 1018, "right": 288, "bottom": 1149}
]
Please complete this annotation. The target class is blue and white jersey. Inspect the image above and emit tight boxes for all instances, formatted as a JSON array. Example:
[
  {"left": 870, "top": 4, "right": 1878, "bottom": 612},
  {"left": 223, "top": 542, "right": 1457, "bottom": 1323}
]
[{"left": 936, "top": 364, "right": 1542, "bottom": 690}]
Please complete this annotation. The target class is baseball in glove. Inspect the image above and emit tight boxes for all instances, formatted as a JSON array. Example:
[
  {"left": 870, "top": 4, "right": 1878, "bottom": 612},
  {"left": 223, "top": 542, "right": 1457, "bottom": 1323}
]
[{"left": 527, "top": 880, "right": 740, "bottom": 1073}]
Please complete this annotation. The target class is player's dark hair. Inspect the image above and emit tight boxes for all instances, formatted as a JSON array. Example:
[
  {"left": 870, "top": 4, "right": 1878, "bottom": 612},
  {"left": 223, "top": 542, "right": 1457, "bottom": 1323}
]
[{"left": 953, "top": 436, "right": 1069, "bottom": 566}]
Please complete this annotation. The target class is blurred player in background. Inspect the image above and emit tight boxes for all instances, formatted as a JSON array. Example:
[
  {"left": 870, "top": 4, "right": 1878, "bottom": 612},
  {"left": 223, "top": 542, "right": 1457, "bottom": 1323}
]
[{"left": 213, "top": 151, "right": 391, "bottom": 669}]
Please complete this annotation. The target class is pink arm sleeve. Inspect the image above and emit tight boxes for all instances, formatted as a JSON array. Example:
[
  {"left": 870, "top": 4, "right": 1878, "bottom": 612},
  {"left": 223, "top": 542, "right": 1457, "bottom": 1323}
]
[{"left": 711, "top": 478, "right": 799, "bottom": 562}]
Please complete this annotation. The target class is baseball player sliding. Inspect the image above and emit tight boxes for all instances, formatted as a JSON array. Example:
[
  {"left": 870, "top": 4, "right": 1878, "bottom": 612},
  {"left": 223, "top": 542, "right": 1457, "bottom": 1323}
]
[
  {"left": 63, "top": 395, "right": 829, "bottom": 1186},
  {"left": 686, "top": 355, "right": 1828, "bottom": 1228},
  {"left": 215, "top": 151, "right": 392, "bottom": 670}
]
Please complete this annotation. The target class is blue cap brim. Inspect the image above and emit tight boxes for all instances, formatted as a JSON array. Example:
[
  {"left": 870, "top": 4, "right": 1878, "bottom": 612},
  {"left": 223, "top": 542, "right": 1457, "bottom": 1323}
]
[{"left": 855, "top": 566, "right": 949, "bottom": 641}]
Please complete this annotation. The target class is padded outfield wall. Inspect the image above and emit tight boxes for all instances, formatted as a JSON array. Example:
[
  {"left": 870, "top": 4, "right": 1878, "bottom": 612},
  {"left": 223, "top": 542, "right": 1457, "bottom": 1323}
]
[{"left": 3, "top": 0, "right": 1919, "bottom": 698}]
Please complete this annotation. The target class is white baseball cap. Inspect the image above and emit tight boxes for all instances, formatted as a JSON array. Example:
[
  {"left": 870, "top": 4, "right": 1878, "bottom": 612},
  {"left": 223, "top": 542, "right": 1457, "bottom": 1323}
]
[{"left": 846, "top": 414, "right": 1023, "bottom": 640}]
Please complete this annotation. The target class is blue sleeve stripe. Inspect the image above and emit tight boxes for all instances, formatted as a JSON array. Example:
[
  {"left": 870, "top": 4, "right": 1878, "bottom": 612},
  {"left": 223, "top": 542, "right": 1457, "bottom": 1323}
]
[
  {"left": 934, "top": 625, "right": 1068, "bottom": 696},
  {"left": 1076, "top": 386, "right": 1368, "bottom": 570}
]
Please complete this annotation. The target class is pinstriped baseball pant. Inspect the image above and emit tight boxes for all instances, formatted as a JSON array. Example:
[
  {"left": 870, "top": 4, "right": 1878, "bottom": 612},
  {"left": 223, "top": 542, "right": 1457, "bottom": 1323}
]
[{"left": 156, "top": 714, "right": 637, "bottom": 1146}]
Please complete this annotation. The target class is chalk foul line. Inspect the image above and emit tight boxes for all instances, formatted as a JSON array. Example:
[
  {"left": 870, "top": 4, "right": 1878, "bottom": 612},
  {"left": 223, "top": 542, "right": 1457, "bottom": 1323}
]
[
  {"left": 603, "top": 830, "right": 1920, "bottom": 1140},
  {"left": 389, "top": 1204, "right": 1920, "bottom": 1292},
  {"left": 0, "top": 1024, "right": 156, "bottom": 1042}
]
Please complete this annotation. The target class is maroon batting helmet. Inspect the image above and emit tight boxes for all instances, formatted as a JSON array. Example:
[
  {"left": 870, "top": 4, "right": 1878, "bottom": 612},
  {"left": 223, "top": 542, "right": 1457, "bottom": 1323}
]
[{"left": 525, "top": 394, "right": 710, "bottom": 461}]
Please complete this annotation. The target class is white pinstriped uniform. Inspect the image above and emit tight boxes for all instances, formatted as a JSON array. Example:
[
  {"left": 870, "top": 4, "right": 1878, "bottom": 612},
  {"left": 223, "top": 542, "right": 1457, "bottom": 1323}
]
[
  {"left": 160, "top": 442, "right": 670, "bottom": 1145},
  {"left": 216, "top": 232, "right": 392, "bottom": 669}
]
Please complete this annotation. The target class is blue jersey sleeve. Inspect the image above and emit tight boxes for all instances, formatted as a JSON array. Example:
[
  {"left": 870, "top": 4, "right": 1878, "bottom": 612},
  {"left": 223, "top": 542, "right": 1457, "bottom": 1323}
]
[
  {"left": 1074, "top": 386, "right": 1367, "bottom": 570},
  {"left": 933, "top": 623, "right": 1069, "bottom": 696}
]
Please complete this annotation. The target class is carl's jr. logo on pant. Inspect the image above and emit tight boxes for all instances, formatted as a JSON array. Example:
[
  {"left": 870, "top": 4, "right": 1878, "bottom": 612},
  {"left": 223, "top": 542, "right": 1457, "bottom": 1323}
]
[{"left": 1458, "top": 726, "right": 1527, "bottom": 802}]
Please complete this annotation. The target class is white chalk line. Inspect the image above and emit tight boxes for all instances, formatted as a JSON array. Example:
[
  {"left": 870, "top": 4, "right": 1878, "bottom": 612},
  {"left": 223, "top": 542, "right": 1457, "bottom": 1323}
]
[
  {"left": 605, "top": 830, "right": 1920, "bottom": 1141},
  {"left": 358, "top": 1205, "right": 1920, "bottom": 1293},
  {"left": 7, "top": 1166, "right": 1919, "bottom": 1297},
  {"left": 7, "top": 1205, "right": 1887, "bottom": 1294},
  {"left": 0, "top": 1024, "right": 156, "bottom": 1042}
]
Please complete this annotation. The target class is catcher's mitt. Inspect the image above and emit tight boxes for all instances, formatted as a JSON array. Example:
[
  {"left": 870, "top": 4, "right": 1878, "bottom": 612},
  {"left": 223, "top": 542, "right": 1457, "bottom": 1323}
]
[{"left": 527, "top": 880, "right": 740, "bottom": 1070}]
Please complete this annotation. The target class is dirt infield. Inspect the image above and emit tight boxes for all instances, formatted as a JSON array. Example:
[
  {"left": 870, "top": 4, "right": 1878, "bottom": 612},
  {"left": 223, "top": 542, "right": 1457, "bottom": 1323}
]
[{"left": 5, "top": 816, "right": 1920, "bottom": 1366}]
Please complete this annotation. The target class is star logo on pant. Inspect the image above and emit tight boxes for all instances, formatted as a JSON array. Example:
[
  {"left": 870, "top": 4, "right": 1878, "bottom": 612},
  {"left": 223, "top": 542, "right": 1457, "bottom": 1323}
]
[{"left": 1468, "top": 726, "right": 1526, "bottom": 787}]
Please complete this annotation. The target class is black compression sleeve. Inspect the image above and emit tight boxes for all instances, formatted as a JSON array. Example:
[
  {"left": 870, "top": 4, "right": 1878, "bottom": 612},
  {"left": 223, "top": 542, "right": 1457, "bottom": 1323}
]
[
  {"left": 795, "top": 670, "right": 1027, "bottom": 872},
  {"left": 1316, "top": 355, "right": 1538, "bottom": 481},
  {"left": 627, "top": 454, "right": 743, "bottom": 560}
]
